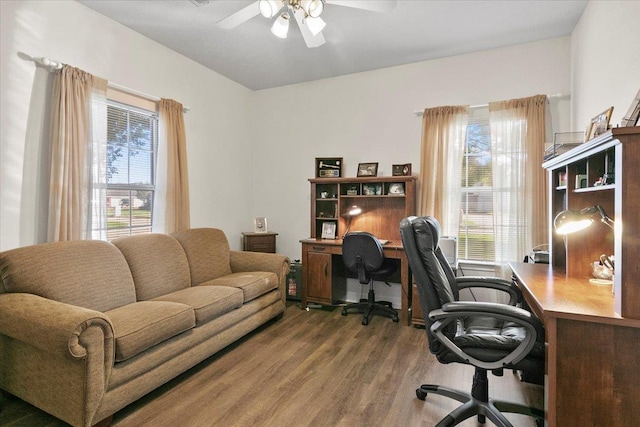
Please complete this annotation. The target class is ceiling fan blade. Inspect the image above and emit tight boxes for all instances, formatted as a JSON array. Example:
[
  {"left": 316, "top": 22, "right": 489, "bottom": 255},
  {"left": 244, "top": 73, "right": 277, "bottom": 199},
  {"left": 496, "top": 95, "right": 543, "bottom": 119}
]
[
  {"left": 292, "top": 9, "right": 326, "bottom": 48},
  {"left": 325, "top": 0, "right": 396, "bottom": 13},
  {"left": 217, "top": 1, "right": 261, "bottom": 29}
]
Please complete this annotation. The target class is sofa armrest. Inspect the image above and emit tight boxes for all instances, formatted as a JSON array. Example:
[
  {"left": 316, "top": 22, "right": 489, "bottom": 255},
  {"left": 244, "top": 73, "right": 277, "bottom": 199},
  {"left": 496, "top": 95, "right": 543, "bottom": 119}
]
[
  {"left": 0, "top": 292, "right": 114, "bottom": 371},
  {"left": 229, "top": 251, "right": 290, "bottom": 303},
  {"left": 0, "top": 293, "right": 115, "bottom": 427}
]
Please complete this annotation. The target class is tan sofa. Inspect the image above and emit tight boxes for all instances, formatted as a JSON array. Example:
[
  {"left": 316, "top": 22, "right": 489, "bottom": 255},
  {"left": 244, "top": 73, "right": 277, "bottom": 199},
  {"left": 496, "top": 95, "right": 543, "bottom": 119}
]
[{"left": 0, "top": 228, "right": 288, "bottom": 427}]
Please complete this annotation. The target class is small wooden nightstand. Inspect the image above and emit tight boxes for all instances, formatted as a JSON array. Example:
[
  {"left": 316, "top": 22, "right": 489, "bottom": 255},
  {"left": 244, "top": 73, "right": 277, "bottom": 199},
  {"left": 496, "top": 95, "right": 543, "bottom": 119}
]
[{"left": 242, "top": 232, "right": 278, "bottom": 253}]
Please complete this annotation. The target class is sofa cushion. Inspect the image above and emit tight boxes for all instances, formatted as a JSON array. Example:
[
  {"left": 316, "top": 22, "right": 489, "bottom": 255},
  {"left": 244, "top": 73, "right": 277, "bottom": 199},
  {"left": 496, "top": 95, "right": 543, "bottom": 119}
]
[
  {"left": 153, "top": 286, "right": 243, "bottom": 325},
  {"left": 172, "top": 228, "right": 232, "bottom": 285},
  {"left": 203, "top": 272, "right": 278, "bottom": 303},
  {"left": 113, "top": 234, "right": 191, "bottom": 301},
  {"left": 0, "top": 240, "right": 136, "bottom": 312},
  {"left": 105, "top": 301, "right": 195, "bottom": 362}
]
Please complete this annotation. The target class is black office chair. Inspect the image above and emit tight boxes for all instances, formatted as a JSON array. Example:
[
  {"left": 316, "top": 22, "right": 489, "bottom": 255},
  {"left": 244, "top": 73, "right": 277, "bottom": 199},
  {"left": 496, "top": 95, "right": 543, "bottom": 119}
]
[
  {"left": 341, "top": 232, "right": 399, "bottom": 325},
  {"left": 400, "top": 216, "right": 545, "bottom": 427}
]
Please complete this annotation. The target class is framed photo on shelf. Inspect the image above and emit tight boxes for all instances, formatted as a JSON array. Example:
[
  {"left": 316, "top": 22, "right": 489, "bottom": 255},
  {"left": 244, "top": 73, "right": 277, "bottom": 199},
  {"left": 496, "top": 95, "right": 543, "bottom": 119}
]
[
  {"left": 586, "top": 107, "right": 614, "bottom": 140},
  {"left": 392, "top": 163, "right": 412, "bottom": 176},
  {"left": 388, "top": 183, "right": 405, "bottom": 195},
  {"left": 254, "top": 217, "right": 267, "bottom": 233},
  {"left": 621, "top": 89, "right": 640, "bottom": 127},
  {"left": 321, "top": 222, "right": 336, "bottom": 239},
  {"left": 357, "top": 162, "right": 378, "bottom": 177},
  {"left": 363, "top": 184, "right": 382, "bottom": 195},
  {"left": 315, "top": 157, "right": 342, "bottom": 178}
]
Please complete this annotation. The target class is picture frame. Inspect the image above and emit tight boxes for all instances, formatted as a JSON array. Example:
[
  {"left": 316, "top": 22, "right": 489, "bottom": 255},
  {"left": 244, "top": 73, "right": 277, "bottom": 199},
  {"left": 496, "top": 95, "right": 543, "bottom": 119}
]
[
  {"left": 586, "top": 107, "right": 614, "bottom": 140},
  {"left": 392, "top": 163, "right": 412, "bottom": 176},
  {"left": 254, "top": 217, "right": 267, "bottom": 233},
  {"left": 363, "top": 184, "right": 382, "bottom": 195},
  {"left": 357, "top": 162, "right": 378, "bottom": 177},
  {"left": 388, "top": 183, "right": 405, "bottom": 195},
  {"left": 621, "top": 89, "right": 640, "bottom": 127},
  {"left": 321, "top": 222, "right": 336, "bottom": 239},
  {"left": 315, "top": 157, "right": 342, "bottom": 178}
]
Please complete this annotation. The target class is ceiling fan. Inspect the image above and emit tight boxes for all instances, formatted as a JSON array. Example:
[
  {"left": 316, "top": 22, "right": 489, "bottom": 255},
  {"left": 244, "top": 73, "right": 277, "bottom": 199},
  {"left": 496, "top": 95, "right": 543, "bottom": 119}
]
[{"left": 214, "top": 0, "right": 397, "bottom": 48}]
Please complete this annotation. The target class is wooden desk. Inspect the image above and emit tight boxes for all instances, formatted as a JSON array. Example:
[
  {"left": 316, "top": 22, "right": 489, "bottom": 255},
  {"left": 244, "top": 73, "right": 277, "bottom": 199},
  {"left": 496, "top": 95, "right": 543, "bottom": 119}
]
[
  {"left": 510, "top": 262, "right": 640, "bottom": 426},
  {"left": 300, "top": 238, "right": 412, "bottom": 325}
]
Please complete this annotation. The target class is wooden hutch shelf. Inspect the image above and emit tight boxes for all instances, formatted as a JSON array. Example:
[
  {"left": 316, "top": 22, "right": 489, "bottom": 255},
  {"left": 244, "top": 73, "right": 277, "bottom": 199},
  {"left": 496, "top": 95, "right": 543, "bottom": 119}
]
[{"left": 542, "top": 126, "right": 640, "bottom": 318}]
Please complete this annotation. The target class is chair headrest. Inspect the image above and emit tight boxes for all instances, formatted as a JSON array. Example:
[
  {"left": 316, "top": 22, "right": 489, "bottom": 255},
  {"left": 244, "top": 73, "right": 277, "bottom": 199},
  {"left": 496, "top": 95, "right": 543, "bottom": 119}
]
[
  {"left": 342, "top": 232, "right": 384, "bottom": 272},
  {"left": 423, "top": 216, "right": 442, "bottom": 250}
]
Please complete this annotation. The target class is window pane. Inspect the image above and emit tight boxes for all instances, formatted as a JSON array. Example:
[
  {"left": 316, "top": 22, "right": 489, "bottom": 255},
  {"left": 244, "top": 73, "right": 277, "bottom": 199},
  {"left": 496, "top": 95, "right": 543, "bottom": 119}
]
[
  {"left": 103, "top": 100, "right": 158, "bottom": 241},
  {"left": 459, "top": 111, "right": 495, "bottom": 262}
]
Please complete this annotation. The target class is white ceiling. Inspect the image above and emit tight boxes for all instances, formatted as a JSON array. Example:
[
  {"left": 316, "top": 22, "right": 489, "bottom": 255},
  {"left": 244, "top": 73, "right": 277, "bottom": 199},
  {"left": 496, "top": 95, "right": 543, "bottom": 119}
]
[{"left": 78, "top": 0, "right": 588, "bottom": 91}]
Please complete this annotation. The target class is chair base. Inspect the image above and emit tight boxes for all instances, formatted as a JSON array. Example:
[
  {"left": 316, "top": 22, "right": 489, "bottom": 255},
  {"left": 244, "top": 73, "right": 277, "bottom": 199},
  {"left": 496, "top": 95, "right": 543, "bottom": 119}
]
[
  {"left": 416, "top": 369, "right": 544, "bottom": 427},
  {"left": 341, "top": 288, "right": 399, "bottom": 325}
]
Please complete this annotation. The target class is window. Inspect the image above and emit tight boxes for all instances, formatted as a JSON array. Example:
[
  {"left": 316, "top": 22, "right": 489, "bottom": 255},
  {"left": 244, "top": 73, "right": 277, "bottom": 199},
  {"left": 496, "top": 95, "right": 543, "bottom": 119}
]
[
  {"left": 459, "top": 108, "right": 495, "bottom": 261},
  {"left": 104, "top": 101, "right": 158, "bottom": 240}
]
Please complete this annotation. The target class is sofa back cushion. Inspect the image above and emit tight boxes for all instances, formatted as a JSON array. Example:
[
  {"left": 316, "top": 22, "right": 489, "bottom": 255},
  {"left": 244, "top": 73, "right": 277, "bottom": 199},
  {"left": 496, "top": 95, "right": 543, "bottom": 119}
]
[
  {"left": 113, "top": 233, "right": 191, "bottom": 301},
  {"left": 172, "top": 228, "right": 232, "bottom": 286},
  {"left": 0, "top": 240, "right": 136, "bottom": 312}
]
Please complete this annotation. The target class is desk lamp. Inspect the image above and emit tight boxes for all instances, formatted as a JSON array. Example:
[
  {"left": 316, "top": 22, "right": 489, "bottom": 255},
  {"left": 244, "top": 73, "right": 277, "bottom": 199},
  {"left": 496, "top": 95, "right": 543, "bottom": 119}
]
[
  {"left": 553, "top": 205, "right": 614, "bottom": 234},
  {"left": 342, "top": 205, "right": 362, "bottom": 238}
]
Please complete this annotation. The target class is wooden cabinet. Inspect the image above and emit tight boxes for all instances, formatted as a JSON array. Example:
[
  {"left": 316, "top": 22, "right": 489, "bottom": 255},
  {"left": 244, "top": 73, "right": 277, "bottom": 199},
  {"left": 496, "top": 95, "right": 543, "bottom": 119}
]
[
  {"left": 302, "top": 245, "right": 346, "bottom": 305},
  {"left": 242, "top": 232, "right": 277, "bottom": 253},
  {"left": 309, "top": 176, "right": 416, "bottom": 242},
  {"left": 542, "top": 127, "right": 640, "bottom": 318}
]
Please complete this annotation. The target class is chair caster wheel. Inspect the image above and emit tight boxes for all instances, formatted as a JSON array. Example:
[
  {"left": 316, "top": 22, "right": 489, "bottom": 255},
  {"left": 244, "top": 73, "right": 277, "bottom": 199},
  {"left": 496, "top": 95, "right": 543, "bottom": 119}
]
[
  {"left": 342, "top": 308, "right": 347, "bottom": 316},
  {"left": 416, "top": 388, "right": 427, "bottom": 400},
  {"left": 392, "top": 315, "right": 399, "bottom": 322},
  {"left": 535, "top": 419, "right": 544, "bottom": 427},
  {"left": 362, "top": 318, "right": 369, "bottom": 325}
]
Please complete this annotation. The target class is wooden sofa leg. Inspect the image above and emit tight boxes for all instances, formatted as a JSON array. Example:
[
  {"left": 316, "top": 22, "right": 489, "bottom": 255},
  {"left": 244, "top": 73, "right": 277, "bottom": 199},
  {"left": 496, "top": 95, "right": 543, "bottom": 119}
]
[{"left": 92, "top": 415, "right": 113, "bottom": 427}]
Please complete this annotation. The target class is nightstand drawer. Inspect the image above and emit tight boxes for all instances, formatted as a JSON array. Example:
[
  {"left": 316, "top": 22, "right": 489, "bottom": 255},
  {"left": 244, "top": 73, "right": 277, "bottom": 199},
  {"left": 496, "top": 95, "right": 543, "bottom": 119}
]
[{"left": 242, "top": 232, "right": 277, "bottom": 253}]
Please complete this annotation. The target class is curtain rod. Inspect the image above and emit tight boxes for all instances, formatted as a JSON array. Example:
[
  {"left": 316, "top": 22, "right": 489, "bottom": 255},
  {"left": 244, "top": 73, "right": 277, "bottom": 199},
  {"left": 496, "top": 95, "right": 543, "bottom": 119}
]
[
  {"left": 413, "top": 93, "right": 570, "bottom": 117},
  {"left": 31, "top": 56, "right": 190, "bottom": 113},
  {"left": 109, "top": 82, "right": 190, "bottom": 113}
]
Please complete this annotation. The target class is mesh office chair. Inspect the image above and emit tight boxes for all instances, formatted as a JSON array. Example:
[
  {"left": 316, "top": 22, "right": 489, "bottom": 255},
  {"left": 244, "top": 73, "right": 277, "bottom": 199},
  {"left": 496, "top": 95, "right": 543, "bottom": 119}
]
[
  {"left": 400, "top": 216, "right": 545, "bottom": 427},
  {"left": 342, "top": 232, "right": 399, "bottom": 325}
]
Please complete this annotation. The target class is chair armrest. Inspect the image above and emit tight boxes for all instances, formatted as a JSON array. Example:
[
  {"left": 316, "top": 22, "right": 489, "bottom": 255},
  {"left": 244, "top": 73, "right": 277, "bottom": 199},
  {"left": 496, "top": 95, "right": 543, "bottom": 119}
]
[
  {"left": 455, "top": 276, "right": 522, "bottom": 305},
  {"left": 428, "top": 301, "right": 544, "bottom": 370},
  {"left": 0, "top": 293, "right": 114, "bottom": 361},
  {"left": 229, "top": 251, "right": 290, "bottom": 303}
]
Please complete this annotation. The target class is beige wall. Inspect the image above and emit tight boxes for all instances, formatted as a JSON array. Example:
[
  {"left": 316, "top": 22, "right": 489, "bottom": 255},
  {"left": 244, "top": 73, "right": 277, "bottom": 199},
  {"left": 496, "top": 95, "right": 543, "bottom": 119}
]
[
  {"left": 570, "top": 1, "right": 640, "bottom": 130},
  {"left": 0, "top": 0, "right": 254, "bottom": 251},
  {"left": 252, "top": 38, "right": 573, "bottom": 260}
]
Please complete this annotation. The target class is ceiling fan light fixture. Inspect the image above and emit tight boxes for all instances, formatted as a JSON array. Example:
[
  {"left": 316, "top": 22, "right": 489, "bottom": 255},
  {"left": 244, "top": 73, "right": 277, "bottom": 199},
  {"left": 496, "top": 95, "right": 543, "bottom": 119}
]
[
  {"left": 301, "top": 0, "right": 324, "bottom": 18},
  {"left": 259, "top": 0, "right": 284, "bottom": 18},
  {"left": 271, "top": 12, "right": 290, "bottom": 38},
  {"left": 304, "top": 16, "right": 326, "bottom": 36}
]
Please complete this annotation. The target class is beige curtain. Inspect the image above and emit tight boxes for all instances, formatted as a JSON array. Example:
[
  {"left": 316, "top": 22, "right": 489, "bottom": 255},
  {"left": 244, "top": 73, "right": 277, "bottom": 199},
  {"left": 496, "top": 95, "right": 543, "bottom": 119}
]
[
  {"left": 157, "top": 99, "right": 190, "bottom": 233},
  {"left": 489, "top": 94, "right": 548, "bottom": 264},
  {"left": 419, "top": 105, "right": 469, "bottom": 236},
  {"left": 48, "top": 65, "right": 107, "bottom": 241}
]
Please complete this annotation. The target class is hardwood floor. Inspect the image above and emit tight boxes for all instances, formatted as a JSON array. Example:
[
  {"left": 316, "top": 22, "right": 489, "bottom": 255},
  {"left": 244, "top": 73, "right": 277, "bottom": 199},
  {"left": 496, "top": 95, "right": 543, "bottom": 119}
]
[{"left": 0, "top": 303, "right": 543, "bottom": 426}]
